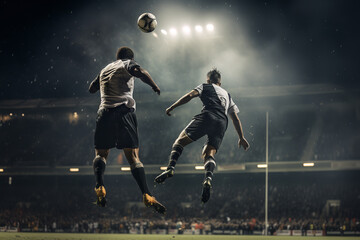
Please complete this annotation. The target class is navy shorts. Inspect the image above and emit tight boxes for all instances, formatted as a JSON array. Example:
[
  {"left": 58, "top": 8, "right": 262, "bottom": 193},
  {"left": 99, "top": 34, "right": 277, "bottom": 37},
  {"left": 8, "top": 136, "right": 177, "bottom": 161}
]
[
  {"left": 184, "top": 111, "right": 228, "bottom": 150},
  {"left": 94, "top": 105, "right": 139, "bottom": 149}
]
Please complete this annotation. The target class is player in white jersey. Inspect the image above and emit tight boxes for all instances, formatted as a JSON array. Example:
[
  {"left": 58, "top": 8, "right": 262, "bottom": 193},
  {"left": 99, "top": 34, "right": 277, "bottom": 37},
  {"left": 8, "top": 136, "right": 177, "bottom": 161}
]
[
  {"left": 89, "top": 47, "right": 166, "bottom": 214},
  {"left": 155, "top": 68, "right": 250, "bottom": 203}
]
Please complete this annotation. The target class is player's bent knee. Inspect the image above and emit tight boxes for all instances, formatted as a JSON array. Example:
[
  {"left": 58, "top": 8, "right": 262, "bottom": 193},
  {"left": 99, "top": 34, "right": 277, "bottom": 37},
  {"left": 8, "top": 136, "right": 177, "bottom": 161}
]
[
  {"left": 124, "top": 148, "right": 140, "bottom": 164},
  {"left": 202, "top": 145, "right": 216, "bottom": 160},
  {"left": 202, "top": 153, "right": 213, "bottom": 161},
  {"left": 175, "top": 133, "right": 193, "bottom": 147},
  {"left": 93, "top": 156, "right": 106, "bottom": 164},
  {"left": 95, "top": 149, "right": 109, "bottom": 159},
  {"left": 130, "top": 161, "right": 143, "bottom": 170}
]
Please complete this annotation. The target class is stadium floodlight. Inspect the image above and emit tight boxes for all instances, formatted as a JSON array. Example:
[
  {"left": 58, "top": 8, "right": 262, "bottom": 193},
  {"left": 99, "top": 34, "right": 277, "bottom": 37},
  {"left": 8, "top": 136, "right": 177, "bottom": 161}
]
[
  {"left": 69, "top": 168, "right": 79, "bottom": 172},
  {"left": 195, "top": 165, "right": 205, "bottom": 170},
  {"left": 257, "top": 164, "right": 268, "bottom": 168},
  {"left": 160, "top": 166, "right": 167, "bottom": 170},
  {"left": 21, "top": 113, "right": 25, "bottom": 117},
  {"left": 303, "top": 162, "right": 315, "bottom": 167},
  {"left": 0, "top": 169, "right": 4, "bottom": 172},
  {"left": 160, "top": 29, "right": 167, "bottom": 35},
  {"left": 195, "top": 25, "right": 203, "bottom": 33},
  {"left": 206, "top": 24, "right": 214, "bottom": 31},
  {"left": 182, "top": 26, "right": 191, "bottom": 35},
  {"left": 121, "top": 167, "right": 131, "bottom": 171},
  {"left": 9, "top": 113, "right": 13, "bottom": 116},
  {"left": 169, "top": 28, "right": 177, "bottom": 36}
]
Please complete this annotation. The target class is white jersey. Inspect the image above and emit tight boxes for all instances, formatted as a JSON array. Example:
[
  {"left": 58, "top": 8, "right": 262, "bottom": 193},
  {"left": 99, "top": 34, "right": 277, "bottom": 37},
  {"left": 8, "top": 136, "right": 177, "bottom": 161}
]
[{"left": 97, "top": 59, "right": 139, "bottom": 110}]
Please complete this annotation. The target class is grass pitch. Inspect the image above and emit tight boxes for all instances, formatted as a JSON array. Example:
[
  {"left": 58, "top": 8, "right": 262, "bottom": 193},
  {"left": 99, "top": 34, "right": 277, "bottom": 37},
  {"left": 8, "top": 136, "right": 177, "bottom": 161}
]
[{"left": 0, "top": 233, "right": 359, "bottom": 240}]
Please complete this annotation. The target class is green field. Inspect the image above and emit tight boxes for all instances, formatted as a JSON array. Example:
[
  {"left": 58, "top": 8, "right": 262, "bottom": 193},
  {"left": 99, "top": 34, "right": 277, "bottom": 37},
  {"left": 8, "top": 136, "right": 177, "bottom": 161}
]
[{"left": 0, "top": 233, "right": 359, "bottom": 240}]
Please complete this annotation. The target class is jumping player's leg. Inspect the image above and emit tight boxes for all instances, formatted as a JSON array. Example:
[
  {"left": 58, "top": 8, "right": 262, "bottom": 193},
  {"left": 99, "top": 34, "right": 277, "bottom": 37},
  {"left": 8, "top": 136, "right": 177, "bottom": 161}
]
[
  {"left": 168, "top": 130, "right": 193, "bottom": 169},
  {"left": 93, "top": 149, "right": 109, "bottom": 207},
  {"left": 93, "top": 149, "right": 109, "bottom": 187},
  {"left": 202, "top": 144, "right": 217, "bottom": 180},
  {"left": 200, "top": 118, "right": 226, "bottom": 203},
  {"left": 123, "top": 148, "right": 150, "bottom": 195},
  {"left": 93, "top": 107, "right": 116, "bottom": 207},
  {"left": 154, "top": 130, "right": 193, "bottom": 183},
  {"left": 201, "top": 144, "right": 217, "bottom": 203},
  {"left": 124, "top": 148, "right": 166, "bottom": 214}
]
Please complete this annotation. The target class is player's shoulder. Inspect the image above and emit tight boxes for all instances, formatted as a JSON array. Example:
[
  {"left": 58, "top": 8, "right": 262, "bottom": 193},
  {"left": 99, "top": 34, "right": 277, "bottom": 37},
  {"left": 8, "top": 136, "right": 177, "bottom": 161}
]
[
  {"left": 212, "top": 84, "right": 234, "bottom": 101},
  {"left": 194, "top": 83, "right": 208, "bottom": 92},
  {"left": 212, "top": 83, "right": 229, "bottom": 93},
  {"left": 122, "top": 59, "right": 140, "bottom": 70},
  {"left": 198, "top": 83, "right": 225, "bottom": 92},
  {"left": 101, "top": 59, "right": 122, "bottom": 70}
]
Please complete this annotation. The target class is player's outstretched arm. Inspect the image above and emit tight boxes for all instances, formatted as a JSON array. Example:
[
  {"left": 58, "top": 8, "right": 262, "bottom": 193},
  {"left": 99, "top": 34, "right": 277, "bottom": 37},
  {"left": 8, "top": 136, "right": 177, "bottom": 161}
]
[
  {"left": 229, "top": 111, "right": 250, "bottom": 151},
  {"left": 166, "top": 90, "right": 199, "bottom": 116},
  {"left": 129, "top": 66, "right": 160, "bottom": 95},
  {"left": 89, "top": 75, "right": 100, "bottom": 93}
]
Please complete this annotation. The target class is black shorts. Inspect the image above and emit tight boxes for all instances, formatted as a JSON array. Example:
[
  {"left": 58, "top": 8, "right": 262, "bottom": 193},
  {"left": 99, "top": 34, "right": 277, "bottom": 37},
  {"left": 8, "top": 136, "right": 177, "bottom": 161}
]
[
  {"left": 94, "top": 105, "right": 139, "bottom": 149},
  {"left": 184, "top": 111, "right": 228, "bottom": 150}
]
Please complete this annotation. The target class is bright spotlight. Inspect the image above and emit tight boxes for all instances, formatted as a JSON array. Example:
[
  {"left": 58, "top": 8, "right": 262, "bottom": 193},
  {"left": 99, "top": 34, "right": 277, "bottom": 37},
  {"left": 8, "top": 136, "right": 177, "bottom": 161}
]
[
  {"left": 206, "top": 24, "right": 214, "bottom": 31},
  {"left": 160, "top": 166, "right": 167, "bottom": 170},
  {"left": 69, "top": 168, "right": 79, "bottom": 172},
  {"left": 182, "top": 26, "right": 191, "bottom": 35},
  {"left": 169, "top": 28, "right": 177, "bottom": 36},
  {"left": 160, "top": 29, "right": 167, "bottom": 35},
  {"left": 195, "top": 25, "right": 203, "bottom": 33},
  {"left": 121, "top": 167, "right": 131, "bottom": 171}
]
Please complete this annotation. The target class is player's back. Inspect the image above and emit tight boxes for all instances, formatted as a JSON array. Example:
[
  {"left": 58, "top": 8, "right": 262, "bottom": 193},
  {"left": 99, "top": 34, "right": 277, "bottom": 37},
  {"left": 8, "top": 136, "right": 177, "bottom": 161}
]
[
  {"left": 99, "top": 59, "right": 136, "bottom": 110},
  {"left": 195, "top": 83, "right": 238, "bottom": 120}
]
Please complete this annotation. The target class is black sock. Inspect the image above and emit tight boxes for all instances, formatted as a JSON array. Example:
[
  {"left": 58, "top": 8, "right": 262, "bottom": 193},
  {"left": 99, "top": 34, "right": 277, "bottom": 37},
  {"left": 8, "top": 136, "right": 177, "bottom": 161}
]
[
  {"left": 93, "top": 156, "right": 106, "bottom": 188},
  {"left": 168, "top": 143, "right": 183, "bottom": 169},
  {"left": 131, "top": 164, "right": 151, "bottom": 195},
  {"left": 204, "top": 156, "right": 216, "bottom": 180}
]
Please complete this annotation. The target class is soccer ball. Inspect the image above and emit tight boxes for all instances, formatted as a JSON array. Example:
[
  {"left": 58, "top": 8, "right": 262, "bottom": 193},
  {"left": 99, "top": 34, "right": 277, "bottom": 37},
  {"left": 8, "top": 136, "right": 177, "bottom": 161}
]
[{"left": 137, "top": 13, "right": 157, "bottom": 33}]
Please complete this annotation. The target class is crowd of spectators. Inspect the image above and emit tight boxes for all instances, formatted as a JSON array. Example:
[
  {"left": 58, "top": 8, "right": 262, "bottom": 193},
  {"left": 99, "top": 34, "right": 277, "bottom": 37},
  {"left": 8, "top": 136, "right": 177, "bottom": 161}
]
[{"left": 0, "top": 171, "right": 359, "bottom": 235}]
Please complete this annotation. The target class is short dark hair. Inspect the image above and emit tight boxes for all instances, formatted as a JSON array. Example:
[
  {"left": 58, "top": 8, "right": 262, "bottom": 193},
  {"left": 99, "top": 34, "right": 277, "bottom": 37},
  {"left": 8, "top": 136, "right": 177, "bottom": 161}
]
[
  {"left": 116, "top": 47, "right": 134, "bottom": 60},
  {"left": 207, "top": 68, "right": 221, "bottom": 84}
]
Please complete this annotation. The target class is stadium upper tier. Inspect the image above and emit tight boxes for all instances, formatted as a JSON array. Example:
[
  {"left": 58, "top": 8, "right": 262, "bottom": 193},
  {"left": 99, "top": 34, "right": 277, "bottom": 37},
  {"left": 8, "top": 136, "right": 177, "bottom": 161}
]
[
  {"left": 0, "top": 83, "right": 348, "bottom": 110},
  {"left": 0, "top": 84, "right": 359, "bottom": 167}
]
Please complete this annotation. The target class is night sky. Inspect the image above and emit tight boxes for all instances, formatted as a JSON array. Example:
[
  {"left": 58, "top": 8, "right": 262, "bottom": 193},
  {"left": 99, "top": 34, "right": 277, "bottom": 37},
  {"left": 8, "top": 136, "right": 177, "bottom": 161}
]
[{"left": 0, "top": 0, "right": 359, "bottom": 100}]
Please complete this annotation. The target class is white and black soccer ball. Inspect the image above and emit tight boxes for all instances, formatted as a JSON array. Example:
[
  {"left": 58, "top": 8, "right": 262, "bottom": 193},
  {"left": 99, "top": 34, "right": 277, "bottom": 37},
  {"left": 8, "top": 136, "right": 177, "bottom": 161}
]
[{"left": 137, "top": 13, "right": 157, "bottom": 33}]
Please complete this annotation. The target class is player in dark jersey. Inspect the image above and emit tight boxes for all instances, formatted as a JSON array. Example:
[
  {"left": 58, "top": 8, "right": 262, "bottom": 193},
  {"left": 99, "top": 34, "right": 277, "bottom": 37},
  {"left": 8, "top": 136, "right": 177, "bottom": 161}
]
[
  {"left": 89, "top": 47, "right": 166, "bottom": 214},
  {"left": 155, "top": 68, "right": 250, "bottom": 203}
]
